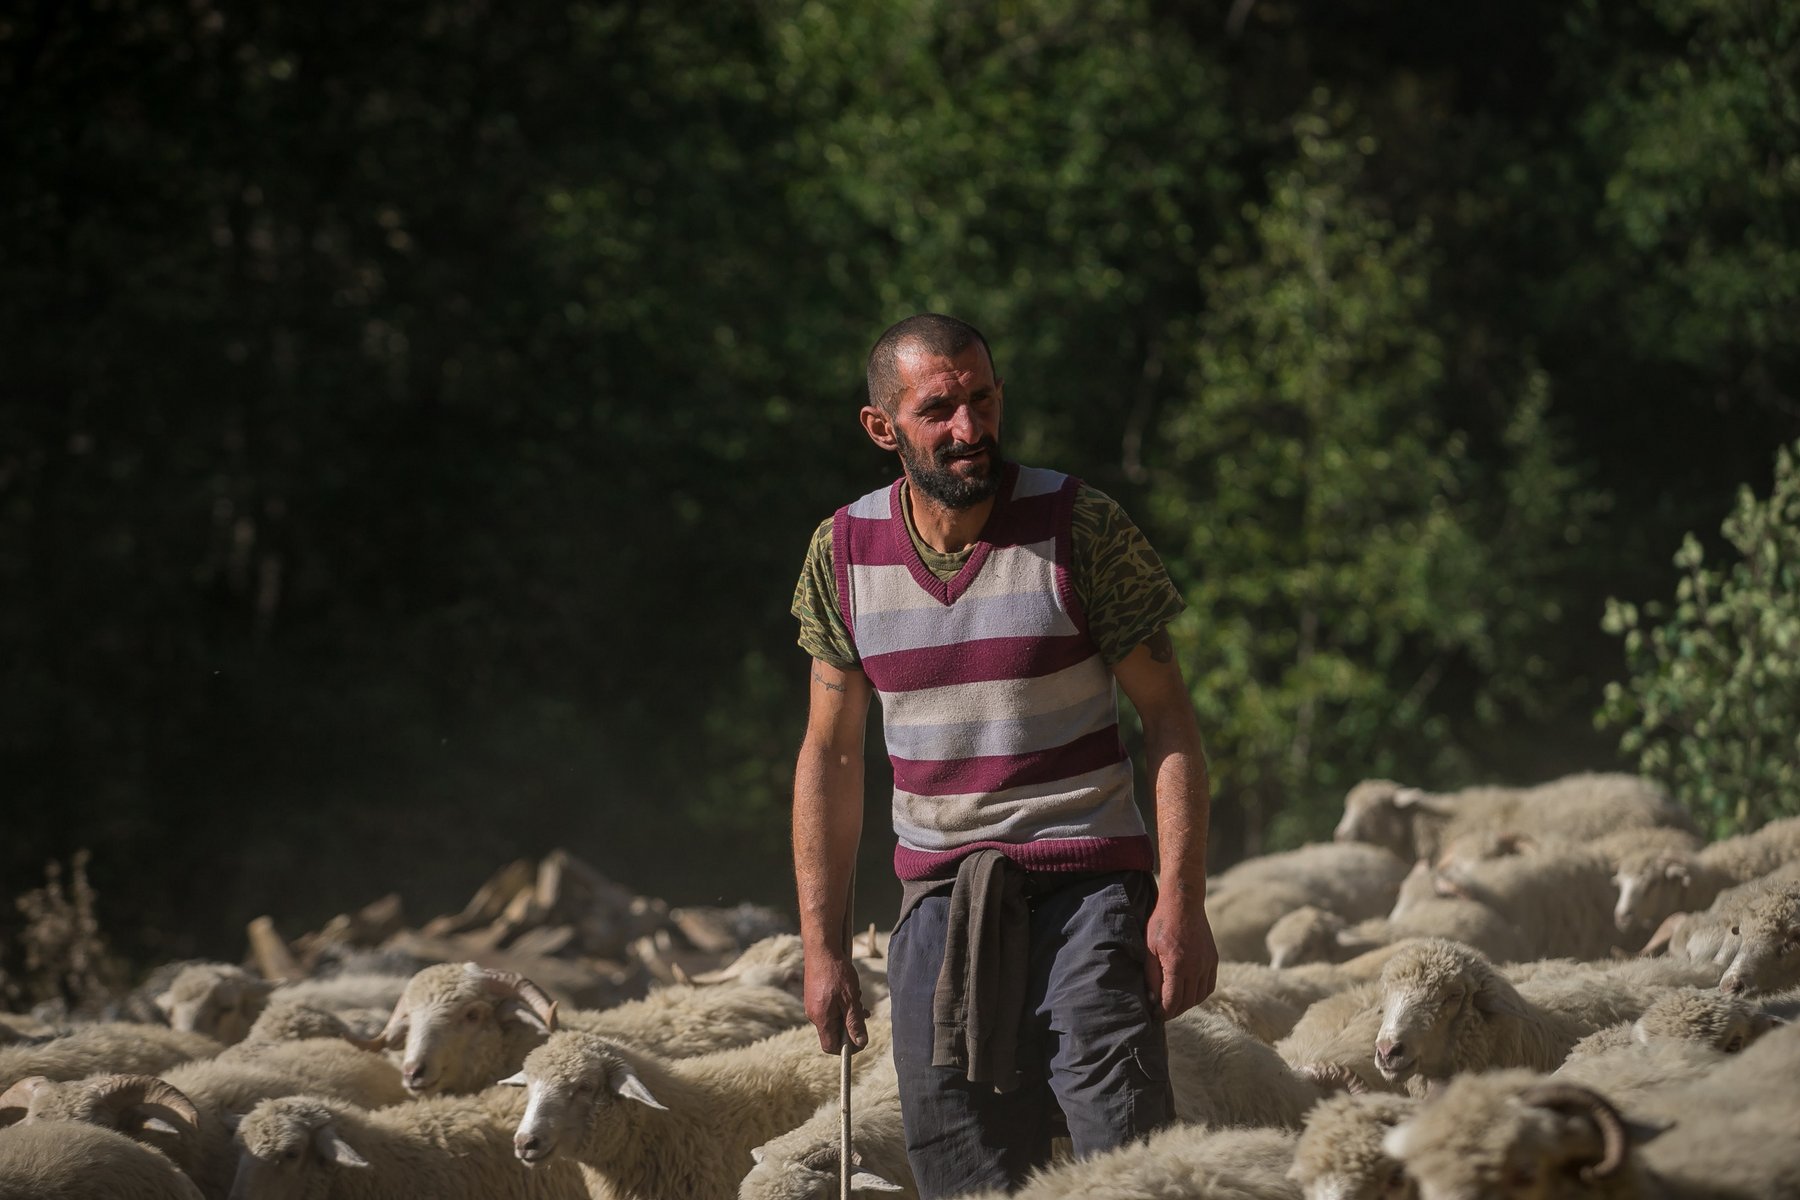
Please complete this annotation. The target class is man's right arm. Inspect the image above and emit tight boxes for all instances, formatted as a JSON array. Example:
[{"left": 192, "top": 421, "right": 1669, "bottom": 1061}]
[{"left": 794, "top": 655, "right": 873, "bottom": 1053}]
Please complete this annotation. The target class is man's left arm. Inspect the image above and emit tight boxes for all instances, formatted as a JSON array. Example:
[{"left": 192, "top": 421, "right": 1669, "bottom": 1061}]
[{"left": 1112, "top": 627, "right": 1218, "bottom": 1020}]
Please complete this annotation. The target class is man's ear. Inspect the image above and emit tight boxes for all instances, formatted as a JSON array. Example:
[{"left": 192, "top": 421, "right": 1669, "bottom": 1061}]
[{"left": 860, "top": 404, "right": 899, "bottom": 451}]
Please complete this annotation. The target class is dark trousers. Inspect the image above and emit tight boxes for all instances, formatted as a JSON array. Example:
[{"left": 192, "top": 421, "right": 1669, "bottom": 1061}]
[{"left": 887, "top": 869, "right": 1172, "bottom": 1199}]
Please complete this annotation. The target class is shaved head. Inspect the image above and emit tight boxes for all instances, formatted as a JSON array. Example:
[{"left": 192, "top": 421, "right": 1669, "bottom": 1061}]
[{"left": 866, "top": 313, "right": 994, "bottom": 413}]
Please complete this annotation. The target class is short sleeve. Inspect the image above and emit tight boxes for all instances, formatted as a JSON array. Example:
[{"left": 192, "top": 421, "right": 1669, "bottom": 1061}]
[
  {"left": 1070, "top": 485, "right": 1187, "bottom": 665},
  {"left": 792, "top": 517, "right": 860, "bottom": 668}
]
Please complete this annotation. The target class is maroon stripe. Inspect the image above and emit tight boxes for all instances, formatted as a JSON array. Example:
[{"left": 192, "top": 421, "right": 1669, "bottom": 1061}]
[
  {"left": 861, "top": 635, "right": 1094, "bottom": 693},
  {"left": 894, "top": 836, "right": 1154, "bottom": 881},
  {"left": 891, "top": 726, "right": 1125, "bottom": 796}
]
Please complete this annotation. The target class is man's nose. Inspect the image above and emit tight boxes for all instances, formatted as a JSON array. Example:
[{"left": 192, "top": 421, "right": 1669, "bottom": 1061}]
[{"left": 950, "top": 403, "right": 980, "bottom": 442}]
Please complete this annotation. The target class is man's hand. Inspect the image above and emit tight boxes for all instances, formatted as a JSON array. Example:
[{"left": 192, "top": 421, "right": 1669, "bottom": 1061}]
[
  {"left": 803, "top": 948, "right": 870, "bottom": 1054},
  {"left": 1144, "top": 890, "right": 1218, "bottom": 1021}
]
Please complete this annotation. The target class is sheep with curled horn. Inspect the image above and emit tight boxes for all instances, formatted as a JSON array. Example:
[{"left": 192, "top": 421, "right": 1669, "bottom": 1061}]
[
  {"left": 1333, "top": 773, "right": 1690, "bottom": 866},
  {"left": 1383, "top": 1062, "right": 1800, "bottom": 1200},
  {"left": 0, "top": 1118, "right": 207, "bottom": 1200}
]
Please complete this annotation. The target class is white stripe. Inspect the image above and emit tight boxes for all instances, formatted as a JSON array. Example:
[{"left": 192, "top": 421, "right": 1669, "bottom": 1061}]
[
  {"left": 883, "top": 690, "right": 1118, "bottom": 762},
  {"left": 891, "top": 763, "right": 1143, "bottom": 848},
  {"left": 884, "top": 659, "right": 1113, "bottom": 726}
]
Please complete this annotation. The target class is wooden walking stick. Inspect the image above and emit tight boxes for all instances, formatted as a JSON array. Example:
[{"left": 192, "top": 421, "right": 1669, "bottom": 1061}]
[{"left": 839, "top": 866, "right": 856, "bottom": 1200}]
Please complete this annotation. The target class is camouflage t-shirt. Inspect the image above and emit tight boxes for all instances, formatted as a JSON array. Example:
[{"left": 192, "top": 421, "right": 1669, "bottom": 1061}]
[{"left": 791, "top": 478, "right": 1185, "bottom": 669}]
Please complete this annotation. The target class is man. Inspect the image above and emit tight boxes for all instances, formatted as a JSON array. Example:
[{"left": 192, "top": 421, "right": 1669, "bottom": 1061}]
[{"left": 790, "top": 313, "right": 1217, "bottom": 1198}]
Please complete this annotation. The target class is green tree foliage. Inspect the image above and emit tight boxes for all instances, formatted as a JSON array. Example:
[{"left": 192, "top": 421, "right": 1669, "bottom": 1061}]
[
  {"left": 1150, "top": 102, "right": 1595, "bottom": 850},
  {"left": 1601, "top": 441, "right": 1800, "bottom": 836}
]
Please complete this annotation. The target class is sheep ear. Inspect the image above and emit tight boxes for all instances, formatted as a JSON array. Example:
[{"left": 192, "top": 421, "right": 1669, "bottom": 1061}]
[
  {"left": 1663, "top": 860, "right": 1691, "bottom": 886},
  {"left": 497, "top": 1072, "right": 528, "bottom": 1088},
  {"left": 750, "top": 1146, "right": 766, "bottom": 1165},
  {"left": 153, "top": 991, "right": 176, "bottom": 1017},
  {"left": 315, "top": 1124, "right": 370, "bottom": 1169},
  {"left": 610, "top": 1065, "right": 667, "bottom": 1111},
  {"left": 851, "top": 1170, "right": 904, "bottom": 1192}
]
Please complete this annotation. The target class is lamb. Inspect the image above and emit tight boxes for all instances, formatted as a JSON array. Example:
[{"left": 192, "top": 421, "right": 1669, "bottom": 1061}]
[
  {"left": 0, "top": 1118, "right": 206, "bottom": 1200},
  {"left": 229, "top": 1088, "right": 589, "bottom": 1200},
  {"left": 739, "top": 1050, "right": 913, "bottom": 1200},
  {"left": 1613, "top": 815, "right": 1800, "bottom": 937},
  {"left": 1206, "top": 843, "right": 1413, "bottom": 963},
  {"left": 1369, "top": 939, "right": 1684, "bottom": 1092},
  {"left": 1717, "top": 881, "right": 1800, "bottom": 995},
  {"left": 0, "top": 1023, "right": 223, "bottom": 1086},
  {"left": 506, "top": 1021, "right": 888, "bottom": 1200},
  {"left": 954, "top": 1125, "right": 1301, "bottom": 1200},
  {"left": 156, "top": 964, "right": 411, "bottom": 1047},
  {"left": 1333, "top": 772, "right": 1689, "bottom": 865},
  {"left": 1563, "top": 989, "right": 1778, "bottom": 1060},
  {"left": 375, "top": 961, "right": 806, "bottom": 1095},
  {"left": 1264, "top": 898, "right": 1530, "bottom": 969},
  {"left": 1287, "top": 1091, "right": 1417, "bottom": 1200}
]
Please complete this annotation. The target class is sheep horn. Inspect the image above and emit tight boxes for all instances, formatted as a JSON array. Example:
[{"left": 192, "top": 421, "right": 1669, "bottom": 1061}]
[
  {"left": 87, "top": 1075, "right": 201, "bottom": 1133},
  {"left": 375, "top": 991, "right": 413, "bottom": 1050},
  {"left": 468, "top": 965, "right": 560, "bottom": 1032},
  {"left": 0, "top": 1075, "right": 49, "bottom": 1125},
  {"left": 1519, "top": 1083, "right": 1629, "bottom": 1180}
]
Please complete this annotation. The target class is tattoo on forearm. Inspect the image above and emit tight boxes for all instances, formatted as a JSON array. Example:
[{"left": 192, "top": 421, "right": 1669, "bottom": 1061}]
[
  {"left": 1147, "top": 630, "right": 1175, "bottom": 663},
  {"left": 813, "top": 668, "right": 846, "bottom": 693}
]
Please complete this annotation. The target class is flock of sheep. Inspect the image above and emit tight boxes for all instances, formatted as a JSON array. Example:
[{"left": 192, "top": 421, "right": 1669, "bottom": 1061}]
[{"left": 4, "top": 769, "right": 1800, "bottom": 1199}]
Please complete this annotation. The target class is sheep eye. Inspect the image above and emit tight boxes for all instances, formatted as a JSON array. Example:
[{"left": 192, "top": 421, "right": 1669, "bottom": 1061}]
[
  {"left": 1729, "top": 924, "right": 1740, "bottom": 937},
  {"left": 1724, "top": 1035, "right": 1745, "bottom": 1052},
  {"left": 463, "top": 1006, "right": 485, "bottom": 1024}
]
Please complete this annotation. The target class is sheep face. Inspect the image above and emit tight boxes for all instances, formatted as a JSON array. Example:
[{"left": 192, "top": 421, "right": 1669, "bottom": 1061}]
[
  {"left": 229, "top": 1097, "right": 369, "bottom": 1200},
  {"left": 1610, "top": 853, "right": 1691, "bottom": 934},
  {"left": 1719, "top": 890, "right": 1800, "bottom": 997},
  {"left": 1375, "top": 961, "right": 1483, "bottom": 1085},
  {"left": 379, "top": 963, "right": 555, "bottom": 1095},
  {"left": 1337, "top": 782, "right": 1418, "bottom": 859},
  {"left": 1381, "top": 1074, "right": 1642, "bottom": 1200},
  {"left": 740, "top": 1145, "right": 904, "bottom": 1199},
  {"left": 157, "top": 965, "right": 275, "bottom": 1044},
  {"left": 507, "top": 1032, "right": 665, "bottom": 1168}
]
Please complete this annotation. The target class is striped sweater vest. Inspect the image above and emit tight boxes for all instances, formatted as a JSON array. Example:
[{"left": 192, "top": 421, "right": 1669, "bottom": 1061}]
[{"left": 833, "top": 462, "right": 1153, "bottom": 881}]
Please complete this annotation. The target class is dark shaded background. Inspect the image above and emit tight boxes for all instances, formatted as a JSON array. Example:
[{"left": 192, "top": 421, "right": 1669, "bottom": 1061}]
[{"left": 3, "top": 0, "right": 1795, "bottom": 973}]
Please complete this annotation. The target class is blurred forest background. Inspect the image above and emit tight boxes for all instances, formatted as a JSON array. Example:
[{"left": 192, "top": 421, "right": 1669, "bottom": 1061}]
[{"left": 4, "top": 0, "right": 1797, "bottom": 973}]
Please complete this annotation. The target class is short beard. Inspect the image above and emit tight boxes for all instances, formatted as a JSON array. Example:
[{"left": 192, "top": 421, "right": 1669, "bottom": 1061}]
[{"left": 896, "top": 428, "right": 1004, "bottom": 510}]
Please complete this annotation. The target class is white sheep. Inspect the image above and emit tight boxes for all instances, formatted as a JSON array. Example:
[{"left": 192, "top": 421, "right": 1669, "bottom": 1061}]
[
  {"left": 0, "top": 1118, "right": 205, "bottom": 1200},
  {"left": 1563, "top": 988, "right": 1778, "bottom": 1060},
  {"left": 1277, "top": 980, "right": 1401, "bottom": 1096},
  {"left": 693, "top": 933, "right": 891, "bottom": 1006},
  {"left": 0, "top": 1023, "right": 223, "bottom": 1086},
  {"left": 157, "top": 965, "right": 411, "bottom": 1047},
  {"left": 1203, "top": 963, "right": 1337, "bottom": 1043},
  {"left": 229, "top": 1088, "right": 589, "bottom": 1200},
  {"left": 1265, "top": 898, "right": 1530, "bottom": 970},
  {"left": 1383, "top": 1047, "right": 1800, "bottom": 1200},
  {"left": 1426, "top": 845, "right": 1629, "bottom": 960},
  {"left": 3, "top": 1035, "right": 409, "bottom": 1200},
  {"left": 222, "top": 1002, "right": 386, "bottom": 1052},
  {"left": 1613, "top": 816, "right": 1800, "bottom": 937},
  {"left": 506, "top": 1021, "right": 887, "bottom": 1200},
  {"left": 376, "top": 961, "right": 806, "bottom": 1096},
  {"left": 1207, "top": 843, "right": 1414, "bottom": 963},
  {"left": 1288, "top": 1090, "right": 1418, "bottom": 1200},
  {"left": 739, "top": 1049, "right": 912, "bottom": 1200},
  {"left": 955, "top": 1124, "right": 1302, "bottom": 1200},
  {"left": 1168, "top": 1008, "right": 1332, "bottom": 1128},
  {"left": 1334, "top": 772, "right": 1688, "bottom": 865},
  {"left": 1369, "top": 939, "right": 1684, "bottom": 1091},
  {"left": 1717, "top": 881, "right": 1800, "bottom": 996}
]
